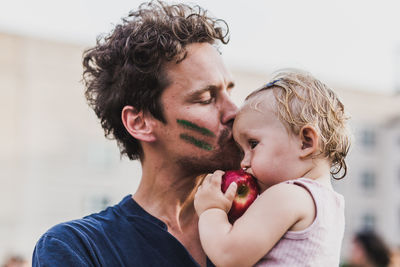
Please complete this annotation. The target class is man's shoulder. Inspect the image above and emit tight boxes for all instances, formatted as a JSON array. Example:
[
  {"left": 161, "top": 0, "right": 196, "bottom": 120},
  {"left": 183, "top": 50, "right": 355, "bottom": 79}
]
[
  {"left": 33, "top": 218, "right": 102, "bottom": 267},
  {"left": 34, "top": 210, "right": 112, "bottom": 253},
  {"left": 33, "top": 195, "right": 202, "bottom": 267},
  {"left": 43, "top": 215, "right": 103, "bottom": 242},
  {"left": 33, "top": 198, "right": 131, "bottom": 266},
  {"left": 38, "top": 196, "right": 132, "bottom": 243}
]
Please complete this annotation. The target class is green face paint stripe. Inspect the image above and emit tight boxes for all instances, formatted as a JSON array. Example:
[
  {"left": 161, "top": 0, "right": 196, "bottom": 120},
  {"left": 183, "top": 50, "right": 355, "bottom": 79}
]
[
  {"left": 177, "top": 119, "right": 215, "bottom": 137},
  {"left": 179, "top": 133, "right": 213, "bottom": 151}
]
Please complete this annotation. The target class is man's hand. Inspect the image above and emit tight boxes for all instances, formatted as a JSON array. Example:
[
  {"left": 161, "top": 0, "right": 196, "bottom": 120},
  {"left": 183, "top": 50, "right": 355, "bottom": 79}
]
[{"left": 194, "top": 170, "right": 237, "bottom": 216}]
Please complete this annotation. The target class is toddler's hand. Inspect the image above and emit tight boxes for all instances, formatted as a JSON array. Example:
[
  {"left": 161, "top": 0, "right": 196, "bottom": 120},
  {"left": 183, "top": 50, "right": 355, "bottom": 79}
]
[{"left": 194, "top": 170, "right": 237, "bottom": 216}]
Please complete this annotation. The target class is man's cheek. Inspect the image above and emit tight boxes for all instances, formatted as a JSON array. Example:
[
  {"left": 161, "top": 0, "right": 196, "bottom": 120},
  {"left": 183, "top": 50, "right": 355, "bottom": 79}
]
[
  {"left": 179, "top": 133, "right": 214, "bottom": 151},
  {"left": 176, "top": 118, "right": 217, "bottom": 151},
  {"left": 176, "top": 119, "right": 216, "bottom": 137}
]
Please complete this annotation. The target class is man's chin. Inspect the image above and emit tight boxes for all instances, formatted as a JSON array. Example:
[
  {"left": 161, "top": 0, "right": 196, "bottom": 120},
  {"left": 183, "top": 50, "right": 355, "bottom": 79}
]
[
  {"left": 214, "top": 137, "right": 241, "bottom": 169},
  {"left": 214, "top": 128, "right": 242, "bottom": 170},
  {"left": 178, "top": 137, "right": 241, "bottom": 176}
]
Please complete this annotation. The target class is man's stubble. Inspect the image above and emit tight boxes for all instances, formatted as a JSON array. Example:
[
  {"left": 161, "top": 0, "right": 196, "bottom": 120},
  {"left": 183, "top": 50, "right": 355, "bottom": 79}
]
[{"left": 177, "top": 127, "right": 242, "bottom": 177}]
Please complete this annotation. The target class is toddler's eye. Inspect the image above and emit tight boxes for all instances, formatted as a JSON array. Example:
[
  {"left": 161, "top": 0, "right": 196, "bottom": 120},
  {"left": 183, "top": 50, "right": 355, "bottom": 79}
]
[{"left": 248, "top": 140, "right": 258, "bottom": 149}]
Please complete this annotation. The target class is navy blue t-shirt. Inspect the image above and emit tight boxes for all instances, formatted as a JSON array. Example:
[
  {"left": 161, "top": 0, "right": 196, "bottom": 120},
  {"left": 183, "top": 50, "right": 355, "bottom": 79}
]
[{"left": 33, "top": 195, "right": 213, "bottom": 267}]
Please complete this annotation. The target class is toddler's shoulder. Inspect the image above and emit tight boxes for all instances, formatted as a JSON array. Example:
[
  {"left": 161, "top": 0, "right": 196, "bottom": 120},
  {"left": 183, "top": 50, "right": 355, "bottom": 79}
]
[
  {"left": 264, "top": 181, "right": 313, "bottom": 199},
  {"left": 258, "top": 182, "right": 315, "bottom": 217}
]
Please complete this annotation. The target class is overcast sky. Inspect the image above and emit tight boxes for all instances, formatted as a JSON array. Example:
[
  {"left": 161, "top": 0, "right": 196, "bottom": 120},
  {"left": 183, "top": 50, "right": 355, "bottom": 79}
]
[{"left": 1, "top": 0, "right": 400, "bottom": 93}]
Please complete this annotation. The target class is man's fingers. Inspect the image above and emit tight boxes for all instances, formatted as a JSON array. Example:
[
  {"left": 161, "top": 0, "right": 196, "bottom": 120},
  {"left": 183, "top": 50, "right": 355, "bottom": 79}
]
[{"left": 224, "top": 182, "right": 237, "bottom": 202}]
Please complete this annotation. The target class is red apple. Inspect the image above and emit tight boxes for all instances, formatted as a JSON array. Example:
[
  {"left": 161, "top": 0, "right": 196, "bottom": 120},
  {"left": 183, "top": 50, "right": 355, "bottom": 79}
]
[{"left": 221, "top": 169, "right": 260, "bottom": 223}]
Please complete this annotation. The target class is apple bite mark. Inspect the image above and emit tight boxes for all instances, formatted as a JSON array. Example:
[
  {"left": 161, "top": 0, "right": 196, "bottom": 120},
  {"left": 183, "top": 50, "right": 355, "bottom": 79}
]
[
  {"left": 179, "top": 133, "right": 214, "bottom": 151},
  {"left": 177, "top": 119, "right": 216, "bottom": 137}
]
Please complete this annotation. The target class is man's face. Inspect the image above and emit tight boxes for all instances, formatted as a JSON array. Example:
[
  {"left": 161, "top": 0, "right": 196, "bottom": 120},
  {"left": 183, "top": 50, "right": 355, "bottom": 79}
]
[{"left": 154, "top": 43, "right": 241, "bottom": 175}]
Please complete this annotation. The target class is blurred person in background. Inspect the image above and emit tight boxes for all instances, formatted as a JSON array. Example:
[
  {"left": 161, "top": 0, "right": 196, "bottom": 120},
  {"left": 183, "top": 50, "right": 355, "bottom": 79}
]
[
  {"left": 390, "top": 247, "right": 400, "bottom": 267},
  {"left": 32, "top": 1, "right": 241, "bottom": 266},
  {"left": 2, "top": 255, "right": 28, "bottom": 267},
  {"left": 347, "top": 230, "right": 391, "bottom": 267}
]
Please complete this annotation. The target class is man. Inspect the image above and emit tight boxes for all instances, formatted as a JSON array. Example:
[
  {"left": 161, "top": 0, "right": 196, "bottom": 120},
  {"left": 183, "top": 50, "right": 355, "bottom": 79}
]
[{"left": 33, "top": 1, "right": 241, "bottom": 266}]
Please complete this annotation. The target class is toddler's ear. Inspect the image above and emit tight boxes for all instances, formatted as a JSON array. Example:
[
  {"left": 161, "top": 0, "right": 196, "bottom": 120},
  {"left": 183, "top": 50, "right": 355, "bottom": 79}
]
[
  {"left": 121, "top": 106, "right": 157, "bottom": 142},
  {"left": 299, "top": 126, "right": 319, "bottom": 158}
]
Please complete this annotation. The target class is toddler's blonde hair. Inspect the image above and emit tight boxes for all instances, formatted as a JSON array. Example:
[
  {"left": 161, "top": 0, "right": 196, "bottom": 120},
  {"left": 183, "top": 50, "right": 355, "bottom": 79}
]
[{"left": 246, "top": 70, "right": 351, "bottom": 179}]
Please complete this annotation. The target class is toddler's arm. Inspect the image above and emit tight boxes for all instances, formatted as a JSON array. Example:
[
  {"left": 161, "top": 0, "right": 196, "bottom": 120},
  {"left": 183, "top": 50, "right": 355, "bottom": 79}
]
[{"left": 194, "top": 172, "right": 315, "bottom": 267}]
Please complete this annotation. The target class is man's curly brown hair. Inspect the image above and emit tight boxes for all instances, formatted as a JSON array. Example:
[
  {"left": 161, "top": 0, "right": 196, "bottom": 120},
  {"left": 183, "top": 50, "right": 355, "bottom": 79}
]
[{"left": 83, "top": 0, "right": 229, "bottom": 160}]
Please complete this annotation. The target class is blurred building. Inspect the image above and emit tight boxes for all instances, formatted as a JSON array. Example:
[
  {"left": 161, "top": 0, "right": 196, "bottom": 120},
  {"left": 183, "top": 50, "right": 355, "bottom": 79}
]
[
  {"left": 1, "top": 32, "right": 399, "bottom": 264},
  {"left": 333, "top": 94, "right": 400, "bottom": 260},
  {"left": 0, "top": 32, "right": 142, "bottom": 264}
]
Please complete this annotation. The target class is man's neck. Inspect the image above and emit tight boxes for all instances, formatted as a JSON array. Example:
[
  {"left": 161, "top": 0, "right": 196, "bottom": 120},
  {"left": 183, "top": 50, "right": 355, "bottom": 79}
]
[
  {"left": 132, "top": 160, "right": 207, "bottom": 266},
  {"left": 133, "top": 162, "right": 199, "bottom": 223}
]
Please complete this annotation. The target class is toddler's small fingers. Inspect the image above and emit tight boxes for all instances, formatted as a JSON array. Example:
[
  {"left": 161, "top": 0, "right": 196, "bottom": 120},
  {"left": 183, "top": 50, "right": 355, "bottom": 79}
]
[
  {"left": 211, "top": 173, "right": 222, "bottom": 186},
  {"left": 225, "top": 182, "right": 237, "bottom": 202},
  {"left": 204, "top": 173, "right": 213, "bottom": 184},
  {"left": 213, "top": 170, "right": 225, "bottom": 176}
]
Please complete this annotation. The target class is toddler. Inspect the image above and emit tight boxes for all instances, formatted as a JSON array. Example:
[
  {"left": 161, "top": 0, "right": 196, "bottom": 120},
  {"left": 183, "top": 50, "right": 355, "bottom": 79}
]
[{"left": 194, "top": 70, "right": 351, "bottom": 266}]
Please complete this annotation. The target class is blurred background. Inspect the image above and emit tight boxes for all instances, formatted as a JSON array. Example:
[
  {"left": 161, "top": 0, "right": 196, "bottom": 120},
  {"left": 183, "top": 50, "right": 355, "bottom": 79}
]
[{"left": 1, "top": 0, "right": 400, "bottom": 266}]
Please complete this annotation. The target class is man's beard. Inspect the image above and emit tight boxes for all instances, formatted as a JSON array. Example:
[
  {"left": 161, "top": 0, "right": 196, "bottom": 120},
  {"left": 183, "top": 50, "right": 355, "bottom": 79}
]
[{"left": 177, "top": 127, "right": 242, "bottom": 177}]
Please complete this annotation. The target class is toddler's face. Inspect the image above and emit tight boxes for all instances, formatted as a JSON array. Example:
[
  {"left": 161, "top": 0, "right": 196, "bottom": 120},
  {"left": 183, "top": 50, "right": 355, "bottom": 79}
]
[{"left": 233, "top": 94, "right": 303, "bottom": 191}]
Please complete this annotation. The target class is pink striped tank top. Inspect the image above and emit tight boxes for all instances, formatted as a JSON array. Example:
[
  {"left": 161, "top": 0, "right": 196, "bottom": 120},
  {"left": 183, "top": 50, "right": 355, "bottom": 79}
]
[{"left": 255, "top": 178, "right": 345, "bottom": 266}]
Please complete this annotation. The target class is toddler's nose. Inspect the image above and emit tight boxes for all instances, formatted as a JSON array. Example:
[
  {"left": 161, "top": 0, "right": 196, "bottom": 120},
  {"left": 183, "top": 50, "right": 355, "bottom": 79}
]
[{"left": 240, "top": 155, "right": 250, "bottom": 170}]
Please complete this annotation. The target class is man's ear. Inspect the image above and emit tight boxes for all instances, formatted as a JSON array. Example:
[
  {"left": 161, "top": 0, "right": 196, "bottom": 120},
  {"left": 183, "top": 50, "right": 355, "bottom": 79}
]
[
  {"left": 299, "top": 126, "right": 319, "bottom": 159},
  {"left": 121, "top": 106, "right": 157, "bottom": 142}
]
